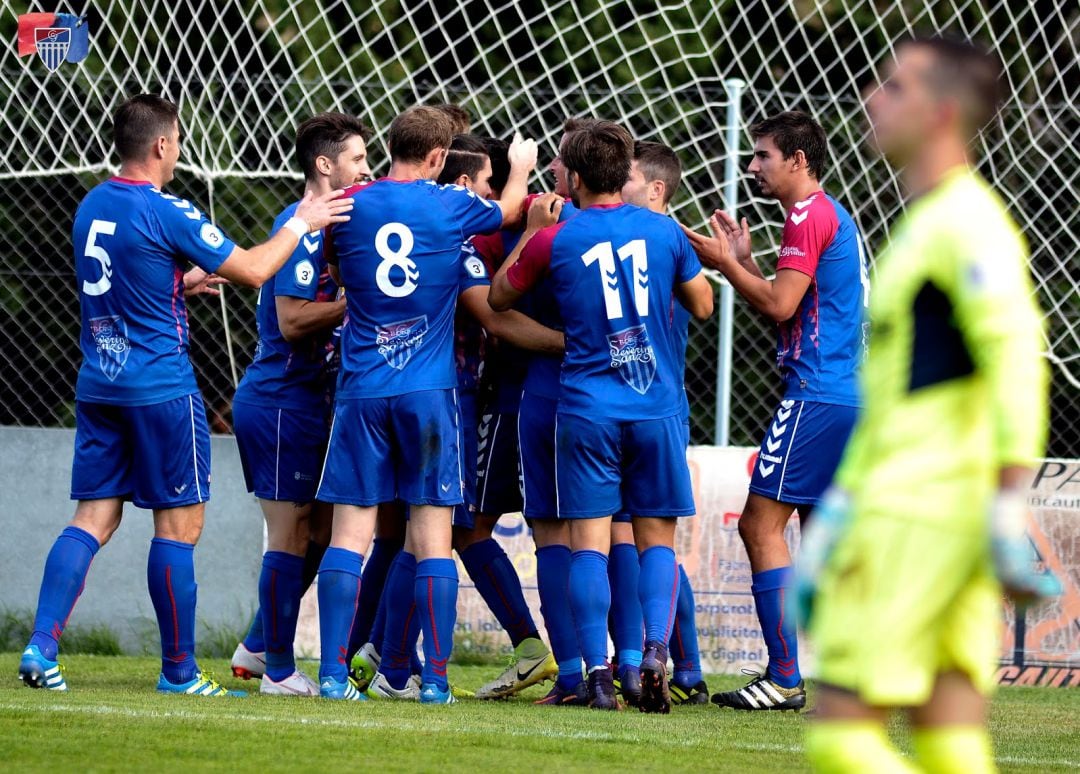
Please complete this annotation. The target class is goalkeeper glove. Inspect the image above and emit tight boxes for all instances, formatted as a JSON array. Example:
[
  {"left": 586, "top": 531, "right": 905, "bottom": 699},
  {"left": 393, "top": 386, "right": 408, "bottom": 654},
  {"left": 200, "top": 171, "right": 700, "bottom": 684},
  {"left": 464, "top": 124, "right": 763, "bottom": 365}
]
[
  {"left": 990, "top": 489, "right": 1062, "bottom": 607},
  {"left": 791, "top": 486, "right": 851, "bottom": 629}
]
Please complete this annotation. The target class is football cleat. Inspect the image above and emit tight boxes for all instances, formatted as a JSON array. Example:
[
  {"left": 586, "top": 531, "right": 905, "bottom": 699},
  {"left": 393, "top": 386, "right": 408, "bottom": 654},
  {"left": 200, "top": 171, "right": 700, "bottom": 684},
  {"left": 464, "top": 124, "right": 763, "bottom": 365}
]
[
  {"left": 711, "top": 668, "right": 806, "bottom": 711},
  {"left": 319, "top": 675, "right": 368, "bottom": 701},
  {"left": 349, "top": 642, "right": 380, "bottom": 691},
  {"left": 475, "top": 637, "right": 557, "bottom": 699},
  {"left": 586, "top": 667, "right": 619, "bottom": 711},
  {"left": 365, "top": 671, "right": 421, "bottom": 700},
  {"left": 639, "top": 642, "right": 671, "bottom": 714},
  {"left": 18, "top": 645, "right": 67, "bottom": 691},
  {"left": 230, "top": 642, "right": 266, "bottom": 680},
  {"left": 419, "top": 682, "right": 457, "bottom": 705},
  {"left": 534, "top": 679, "right": 589, "bottom": 706},
  {"left": 260, "top": 669, "right": 319, "bottom": 696},
  {"left": 670, "top": 677, "right": 710, "bottom": 705},
  {"left": 613, "top": 663, "right": 641, "bottom": 707},
  {"left": 157, "top": 671, "right": 246, "bottom": 697}
]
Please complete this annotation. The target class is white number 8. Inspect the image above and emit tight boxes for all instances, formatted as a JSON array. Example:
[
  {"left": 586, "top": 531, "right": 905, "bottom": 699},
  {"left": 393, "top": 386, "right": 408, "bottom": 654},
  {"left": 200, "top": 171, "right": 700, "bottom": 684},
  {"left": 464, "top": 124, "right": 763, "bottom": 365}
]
[{"left": 375, "top": 222, "right": 418, "bottom": 298}]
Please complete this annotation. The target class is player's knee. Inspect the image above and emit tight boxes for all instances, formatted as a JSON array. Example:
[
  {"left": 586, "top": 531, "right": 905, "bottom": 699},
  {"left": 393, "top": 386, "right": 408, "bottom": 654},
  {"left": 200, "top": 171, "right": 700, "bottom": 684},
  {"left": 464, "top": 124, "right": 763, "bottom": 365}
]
[{"left": 71, "top": 500, "right": 123, "bottom": 547}]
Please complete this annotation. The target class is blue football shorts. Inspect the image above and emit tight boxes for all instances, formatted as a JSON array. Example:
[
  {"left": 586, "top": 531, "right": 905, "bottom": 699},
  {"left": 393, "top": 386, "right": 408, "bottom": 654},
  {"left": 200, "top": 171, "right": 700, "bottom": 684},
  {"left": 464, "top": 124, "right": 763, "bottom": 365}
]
[
  {"left": 233, "top": 400, "right": 330, "bottom": 503},
  {"left": 317, "top": 389, "right": 463, "bottom": 508},
  {"left": 747, "top": 399, "right": 858, "bottom": 506},
  {"left": 70, "top": 394, "right": 211, "bottom": 510},
  {"left": 517, "top": 392, "right": 558, "bottom": 521}
]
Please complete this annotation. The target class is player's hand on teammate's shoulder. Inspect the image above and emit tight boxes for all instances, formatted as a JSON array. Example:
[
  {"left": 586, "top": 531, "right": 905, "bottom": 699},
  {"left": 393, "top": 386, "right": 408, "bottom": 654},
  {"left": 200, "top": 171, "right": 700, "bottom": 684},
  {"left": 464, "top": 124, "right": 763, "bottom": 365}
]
[
  {"left": 526, "top": 193, "right": 563, "bottom": 231},
  {"left": 507, "top": 131, "right": 539, "bottom": 172},
  {"left": 293, "top": 188, "right": 354, "bottom": 233},
  {"left": 182, "top": 267, "right": 228, "bottom": 298},
  {"left": 680, "top": 209, "right": 738, "bottom": 270}
]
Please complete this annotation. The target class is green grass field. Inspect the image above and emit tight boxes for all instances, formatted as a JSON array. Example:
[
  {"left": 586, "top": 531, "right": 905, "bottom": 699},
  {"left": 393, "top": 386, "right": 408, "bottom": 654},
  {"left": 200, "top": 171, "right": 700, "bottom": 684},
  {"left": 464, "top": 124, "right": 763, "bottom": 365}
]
[{"left": 1, "top": 654, "right": 1077, "bottom": 772}]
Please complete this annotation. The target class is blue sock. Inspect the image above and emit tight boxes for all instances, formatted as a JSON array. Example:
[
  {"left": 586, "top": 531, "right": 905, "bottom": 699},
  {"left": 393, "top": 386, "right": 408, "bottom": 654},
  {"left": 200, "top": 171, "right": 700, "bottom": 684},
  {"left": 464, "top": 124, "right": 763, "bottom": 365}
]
[
  {"left": 379, "top": 551, "right": 418, "bottom": 690},
  {"left": 348, "top": 537, "right": 402, "bottom": 660},
  {"left": 147, "top": 537, "right": 199, "bottom": 684},
  {"left": 29, "top": 526, "right": 100, "bottom": 661},
  {"left": 259, "top": 551, "right": 305, "bottom": 682},
  {"left": 752, "top": 565, "right": 801, "bottom": 688},
  {"left": 536, "top": 544, "right": 582, "bottom": 688},
  {"left": 460, "top": 538, "right": 538, "bottom": 648},
  {"left": 316, "top": 546, "right": 363, "bottom": 683},
  {"left": 568, "top": 549, "right": 610, "bottom": 672},
  {"left": 415, "top": 558, "right": 458, "bottom": 691},
  {"left": 241, "top": 612, "right": 264, "bottom": 653},
  {"left": 670, "top": 564, "right": 702, "bottom": 686},
  {"left": 608, "top": 542, "right": 643, "bottom": 669},
  {"left": 639, "top": 545, "right": 679, "bottom": 647}
]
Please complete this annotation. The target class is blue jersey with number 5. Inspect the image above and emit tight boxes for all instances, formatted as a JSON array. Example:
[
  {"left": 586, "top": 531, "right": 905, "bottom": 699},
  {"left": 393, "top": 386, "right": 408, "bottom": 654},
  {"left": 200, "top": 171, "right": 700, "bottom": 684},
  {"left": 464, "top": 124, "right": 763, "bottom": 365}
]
[
  {"left": 507, "top": 203, "right": 700, "bottom": 421},
  {"left": 327, "top": 178, "right": 503, "bottom": 398},
  {"left": 73, "top": 178, "right": 236, "bottom": 406}
]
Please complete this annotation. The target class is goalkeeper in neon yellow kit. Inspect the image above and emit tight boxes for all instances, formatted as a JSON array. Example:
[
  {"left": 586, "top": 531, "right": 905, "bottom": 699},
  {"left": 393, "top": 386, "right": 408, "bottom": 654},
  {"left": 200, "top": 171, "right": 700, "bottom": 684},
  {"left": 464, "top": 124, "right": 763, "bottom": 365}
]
[{"left": 796, "top": 36, "right": 1062, "bottom": 773}]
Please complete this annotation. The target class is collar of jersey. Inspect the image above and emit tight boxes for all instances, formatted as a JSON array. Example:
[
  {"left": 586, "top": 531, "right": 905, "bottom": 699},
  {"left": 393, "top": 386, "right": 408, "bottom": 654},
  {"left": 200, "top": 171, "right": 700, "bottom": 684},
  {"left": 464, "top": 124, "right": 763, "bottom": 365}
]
[
  {"left": 110, "top": 176, "right": 153, "bottom": 186},
  {"left": 588, "top": 202, "right": 627, "bottom": 210}
]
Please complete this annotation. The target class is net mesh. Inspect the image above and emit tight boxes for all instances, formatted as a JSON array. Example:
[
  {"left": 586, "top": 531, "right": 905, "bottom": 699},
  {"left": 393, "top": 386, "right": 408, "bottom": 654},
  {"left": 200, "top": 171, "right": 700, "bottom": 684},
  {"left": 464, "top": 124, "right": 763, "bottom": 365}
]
[{"left": 0, "top": 1, "right": 1077, "bottom": 453}]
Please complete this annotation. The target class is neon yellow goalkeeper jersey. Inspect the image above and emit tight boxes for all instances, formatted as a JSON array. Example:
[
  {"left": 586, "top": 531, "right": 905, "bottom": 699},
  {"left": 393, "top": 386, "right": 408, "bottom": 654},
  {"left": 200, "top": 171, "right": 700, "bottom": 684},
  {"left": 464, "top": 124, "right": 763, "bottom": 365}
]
[{"left": 834, "top": 167, "right": 1048, "bottom": 527}]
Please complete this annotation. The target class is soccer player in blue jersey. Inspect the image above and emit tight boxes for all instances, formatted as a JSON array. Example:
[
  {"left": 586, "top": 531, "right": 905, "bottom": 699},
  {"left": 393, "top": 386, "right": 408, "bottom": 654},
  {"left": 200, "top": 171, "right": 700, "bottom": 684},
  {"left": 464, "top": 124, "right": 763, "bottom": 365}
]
[
  {"left": 228, "top": 112, "right": 372, "bottom": 696},
  {"left": 617, "top": 140, "right": 709, "bottom": 706},
  {"left": 490, "top": 121, "right": 714, "bottom": 712},
  {"left": 16, "top": 94, "right": 352, "bottom": 697},
  {"left": 362, "top": 135, "right": 562, "bottom": 701},
  {"left": 683, "top": 111, "right": 869, "bottom": 710},
  {"left": 314, "top": 107, "right": 538, "bottom": 703}
]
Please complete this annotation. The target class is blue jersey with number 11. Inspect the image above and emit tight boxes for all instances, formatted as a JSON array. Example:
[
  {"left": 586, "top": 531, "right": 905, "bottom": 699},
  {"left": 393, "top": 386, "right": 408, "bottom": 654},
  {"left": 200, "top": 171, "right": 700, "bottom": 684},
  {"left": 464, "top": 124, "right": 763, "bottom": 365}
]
[
  {"left": 327, "top": 178, "right": 503, "bottom": 399},
  {"left": 508, "top": 203, "right": 700, "bottom": 422},
  {"left": 73, "top": 178, "right": 236, "bottom": 406}
]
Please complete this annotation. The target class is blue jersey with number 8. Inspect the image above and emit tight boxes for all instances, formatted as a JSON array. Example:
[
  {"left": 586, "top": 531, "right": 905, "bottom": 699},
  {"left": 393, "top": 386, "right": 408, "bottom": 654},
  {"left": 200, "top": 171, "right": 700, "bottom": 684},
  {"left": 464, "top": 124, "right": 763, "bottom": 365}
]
[
  {"left": 326, "top": 178, "right": 503, "bottom": 399},
  {"left": 507, "top": 203, "right": 700, "bottom": 422},
  {"left": 73, "top": 178, "right": 236, "bottom": 406}
]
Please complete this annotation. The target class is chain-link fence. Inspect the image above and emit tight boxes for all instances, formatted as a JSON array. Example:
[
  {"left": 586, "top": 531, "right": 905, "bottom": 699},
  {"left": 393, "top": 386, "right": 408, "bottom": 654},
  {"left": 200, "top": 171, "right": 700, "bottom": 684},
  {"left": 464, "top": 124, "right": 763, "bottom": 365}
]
[{"left": 0, "top": 1, "right": 1076, "bottom": 455}]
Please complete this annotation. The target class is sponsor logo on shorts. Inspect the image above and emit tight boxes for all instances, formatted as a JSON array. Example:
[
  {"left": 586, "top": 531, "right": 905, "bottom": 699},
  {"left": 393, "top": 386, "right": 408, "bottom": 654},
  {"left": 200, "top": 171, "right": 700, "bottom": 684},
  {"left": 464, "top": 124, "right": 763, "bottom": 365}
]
[
  {"left": 89, "top": 315, "right": 130, "bottom": 381},
  {"left": 607, "top": 324, "right": 656, "bottom": 395},
  {"left": 375, "top": 315, "right": 428, "bottom": 370}
]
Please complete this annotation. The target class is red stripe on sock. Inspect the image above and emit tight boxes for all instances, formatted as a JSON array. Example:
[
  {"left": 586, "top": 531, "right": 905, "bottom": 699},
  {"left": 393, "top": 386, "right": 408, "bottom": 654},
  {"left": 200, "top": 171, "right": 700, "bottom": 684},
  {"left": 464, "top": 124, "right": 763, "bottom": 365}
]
[
  {"left": 165, "top": 565, "right": 180, "bottom": 657},
  {"left": 338, "top": 577, "right": 362, "bottom": 666},
  {"left": 484, "top": 564, "right": 527, "bottom": 638},
  {"left": 777, "top": 588, "right": 790, "bottom": 659},
  {"left": 664, "top": 556, "right": 679, "bottom": 641},
  {"left": 672, "top": 618, "right": 684, "bottom": 661},
  {"left": 428, "top": 577, "right": 441, "bottom": 658}
]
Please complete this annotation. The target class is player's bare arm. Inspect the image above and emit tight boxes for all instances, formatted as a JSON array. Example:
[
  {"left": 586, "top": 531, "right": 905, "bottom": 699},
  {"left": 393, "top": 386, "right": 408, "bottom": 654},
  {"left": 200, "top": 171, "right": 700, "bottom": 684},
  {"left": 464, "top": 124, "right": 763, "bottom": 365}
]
[
  {"left": 276, "top": 295, "right": 347, "bottom": 343},
  {"left": 682, "top": 212, "right": 811, "bottom": 322},
  {"left": 489, "top": 193, "right": 563, "bottom": 310},
  {"left": 494, "top": 133, "right": 540, "bottom": 227},
  {"left": 459, "top": 286, "right": 564, "bottom": 354},
  {"left": 214, "top": 189, "right": 353, "bottom": 288},
  {"left": 675, "top": 274, "right": 715, "bottom": 320}
]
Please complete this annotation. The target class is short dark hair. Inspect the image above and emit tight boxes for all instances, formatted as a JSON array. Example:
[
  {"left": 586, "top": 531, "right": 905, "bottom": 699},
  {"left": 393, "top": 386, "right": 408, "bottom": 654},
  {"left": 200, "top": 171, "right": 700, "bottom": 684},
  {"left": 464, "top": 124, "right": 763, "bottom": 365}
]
[
  {"left": 294, "top": 112, "right": 372, "bottom": 181},
  {"left": 749, "top": 111, "right": 828, "bottom": 180},
  {"left": 561, "top": 120, "right": 633, "bottom": 194},
  {"left": 432, "top": 103, "right": 471, "bottom": 134},
  {"left": 113, "top": 94, "right": 180, "bottom": 162},
  {"left": 562, "top": 116, "right": 600, "bottom": 136},
  {"left": 436, "top": 134, "right": 489, "bottom": 185},
  {"left": 388, "top": 106, "right": 454, "bottom": 164},
  {"left": 483, "top": 137, "right": 510, "bottom": 195},
  {"left": 633, "top": 140, "right": 682, "bottom": 204},
  {"left": 904, "top": 35, "right": 1005, "bottom": 135}
]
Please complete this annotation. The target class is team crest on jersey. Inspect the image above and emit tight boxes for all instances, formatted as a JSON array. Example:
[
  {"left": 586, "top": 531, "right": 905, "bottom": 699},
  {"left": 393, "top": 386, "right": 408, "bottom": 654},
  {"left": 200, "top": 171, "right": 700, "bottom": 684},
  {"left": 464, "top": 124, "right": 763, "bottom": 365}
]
[
  {"left": 375, "top": 315, "right": 428, "bottom": 370},
  {"left": 89, "top": 315, "right": 130, "bottom": 381},
  {"left": 607, "top": 324, "right": 656, "bottom": 395}
]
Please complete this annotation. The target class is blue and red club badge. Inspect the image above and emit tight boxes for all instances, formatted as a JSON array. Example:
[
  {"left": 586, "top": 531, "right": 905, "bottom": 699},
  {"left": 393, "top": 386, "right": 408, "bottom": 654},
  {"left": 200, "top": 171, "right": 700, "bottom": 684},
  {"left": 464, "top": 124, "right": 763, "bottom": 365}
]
[{"left": 17, "top": 12, "right": 90, "bottom": 72}]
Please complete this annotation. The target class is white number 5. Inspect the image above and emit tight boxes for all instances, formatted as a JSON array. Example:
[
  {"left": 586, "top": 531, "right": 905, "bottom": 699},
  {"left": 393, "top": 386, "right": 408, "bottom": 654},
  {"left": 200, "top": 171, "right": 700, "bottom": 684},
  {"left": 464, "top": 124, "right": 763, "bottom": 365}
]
[{"left": 82, "top": 219, "right": 117, "bottom": 296}]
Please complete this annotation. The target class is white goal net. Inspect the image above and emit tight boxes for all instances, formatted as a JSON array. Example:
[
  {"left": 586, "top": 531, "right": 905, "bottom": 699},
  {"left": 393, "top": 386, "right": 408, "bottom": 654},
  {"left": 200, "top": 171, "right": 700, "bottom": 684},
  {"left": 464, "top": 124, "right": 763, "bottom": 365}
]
[{"left": 0, "top": 0, "right": 1077, "bottom": 454}]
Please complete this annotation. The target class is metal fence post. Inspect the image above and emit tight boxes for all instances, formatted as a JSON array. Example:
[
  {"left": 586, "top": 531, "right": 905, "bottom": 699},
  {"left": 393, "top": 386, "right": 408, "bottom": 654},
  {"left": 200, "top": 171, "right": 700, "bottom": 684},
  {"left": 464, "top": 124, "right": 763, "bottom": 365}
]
[{"left": 715, "top": 78, "right": 745, "bottom": 446}]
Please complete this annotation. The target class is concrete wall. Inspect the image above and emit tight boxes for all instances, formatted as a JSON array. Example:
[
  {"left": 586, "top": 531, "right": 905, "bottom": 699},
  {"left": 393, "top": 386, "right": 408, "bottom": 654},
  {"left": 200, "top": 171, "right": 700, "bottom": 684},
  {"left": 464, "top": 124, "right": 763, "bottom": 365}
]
[{"left": 0, "top": 426, "right": 263, "bottom": 653}]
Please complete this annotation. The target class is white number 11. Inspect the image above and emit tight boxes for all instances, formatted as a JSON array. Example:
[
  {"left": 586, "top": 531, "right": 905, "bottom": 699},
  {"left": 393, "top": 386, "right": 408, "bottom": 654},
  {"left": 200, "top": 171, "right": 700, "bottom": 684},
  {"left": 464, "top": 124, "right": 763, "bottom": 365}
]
[{"left": 581, "top": 239, "right": 648, "bottom": 320}]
